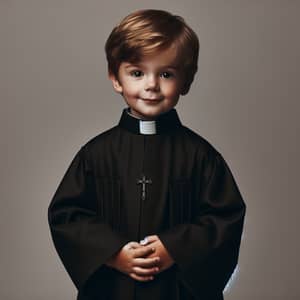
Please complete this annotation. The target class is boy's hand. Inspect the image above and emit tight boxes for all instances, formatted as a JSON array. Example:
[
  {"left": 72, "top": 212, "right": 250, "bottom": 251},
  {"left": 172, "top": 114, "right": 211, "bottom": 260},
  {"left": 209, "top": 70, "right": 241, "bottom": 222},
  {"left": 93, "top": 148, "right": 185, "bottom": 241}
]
[
  {"left": 142, "top": 235, "right": 174, "bottom": 273},
  {"left": 105, "top": 241, "right": 160, "bottom": 282}
]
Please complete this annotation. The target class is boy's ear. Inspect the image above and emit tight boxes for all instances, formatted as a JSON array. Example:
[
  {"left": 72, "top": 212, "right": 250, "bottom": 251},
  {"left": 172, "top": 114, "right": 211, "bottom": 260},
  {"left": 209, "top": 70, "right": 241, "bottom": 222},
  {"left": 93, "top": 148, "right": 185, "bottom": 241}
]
[
  {"left": 180, "top": 84, "right": 190, "bottom": 96},
  {"left": 109, "top": 72, "right": 123, "bottom": 94},
  {"left": 180, "top": 72, "right": 195, "bottom": 95}
]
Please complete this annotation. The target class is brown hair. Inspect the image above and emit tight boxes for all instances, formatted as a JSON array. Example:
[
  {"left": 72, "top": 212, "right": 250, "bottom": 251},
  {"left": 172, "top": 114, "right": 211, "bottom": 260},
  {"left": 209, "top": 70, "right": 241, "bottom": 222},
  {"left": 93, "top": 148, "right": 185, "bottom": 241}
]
[{"left": 105, "top": 9, "right": 199, "bottom": 95}]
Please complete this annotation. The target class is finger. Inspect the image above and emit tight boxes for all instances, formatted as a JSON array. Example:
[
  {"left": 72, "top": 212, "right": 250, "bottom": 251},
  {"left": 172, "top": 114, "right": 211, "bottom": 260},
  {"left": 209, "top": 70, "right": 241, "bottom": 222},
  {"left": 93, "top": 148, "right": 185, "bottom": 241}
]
[
  {"left": 129, "top": 273, "right": 154, "bottom": 282},
  {"left": 132, "top": 266, "right": 159, "bottom": 276},
  {"left": 134, "top": 257, "right": 160, "bottom": 268},
  {"left": 126, "top": 241, "right": 143, "bottom": 250},
  {"left": 132, "top": 246, "right": 155, "bottom": 258},
  {"left": 144, "top": 235, "right": 158, "bottom": 243},
  {"left": 139, "top": 236, "right": 149, "bottom": 246}
]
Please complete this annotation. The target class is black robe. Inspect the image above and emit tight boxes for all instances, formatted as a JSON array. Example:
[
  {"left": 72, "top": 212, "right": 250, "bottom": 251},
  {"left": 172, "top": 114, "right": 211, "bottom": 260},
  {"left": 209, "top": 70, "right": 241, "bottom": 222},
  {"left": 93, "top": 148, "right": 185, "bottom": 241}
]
[{"left": 48, "top": 108, "right": 246, "bottom": 300}]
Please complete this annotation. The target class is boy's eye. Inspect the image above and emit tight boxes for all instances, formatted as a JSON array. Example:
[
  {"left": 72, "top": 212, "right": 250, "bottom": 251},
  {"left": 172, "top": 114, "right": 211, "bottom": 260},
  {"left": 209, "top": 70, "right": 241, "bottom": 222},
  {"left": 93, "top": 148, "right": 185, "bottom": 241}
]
[
  {"left": 161, "top": 72, "right": 173, "bottom": 79},
  {"left": 130, "top": 70, "right": 143, "bottom": 77}
]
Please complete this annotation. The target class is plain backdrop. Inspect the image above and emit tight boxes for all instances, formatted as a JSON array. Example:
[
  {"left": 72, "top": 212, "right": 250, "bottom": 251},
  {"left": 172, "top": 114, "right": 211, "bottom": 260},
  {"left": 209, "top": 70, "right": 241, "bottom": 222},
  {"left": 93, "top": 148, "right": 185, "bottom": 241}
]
[{"left": 1, "top": 0, "right": 299, "bottom": 299}]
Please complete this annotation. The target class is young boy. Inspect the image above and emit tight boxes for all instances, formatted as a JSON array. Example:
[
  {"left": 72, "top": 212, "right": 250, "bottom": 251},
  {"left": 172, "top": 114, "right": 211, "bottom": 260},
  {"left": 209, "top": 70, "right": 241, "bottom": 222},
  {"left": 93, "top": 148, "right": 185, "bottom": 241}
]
[{"left": 48, "top": 9, "right": 246, "bottom": 300}]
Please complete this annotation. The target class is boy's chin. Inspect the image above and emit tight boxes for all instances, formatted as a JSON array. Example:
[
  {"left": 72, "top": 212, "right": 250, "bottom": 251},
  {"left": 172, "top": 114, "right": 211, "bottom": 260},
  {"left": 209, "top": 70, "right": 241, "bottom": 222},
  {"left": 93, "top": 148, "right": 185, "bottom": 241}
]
[{"left": 130, "top": 108, "right": 169, "bottom": 120}]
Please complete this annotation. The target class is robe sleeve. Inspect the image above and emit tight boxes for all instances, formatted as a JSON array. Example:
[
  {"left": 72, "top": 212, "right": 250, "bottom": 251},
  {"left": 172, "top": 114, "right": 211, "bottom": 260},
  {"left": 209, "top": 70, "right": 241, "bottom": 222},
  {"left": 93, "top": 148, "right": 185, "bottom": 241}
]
[
  {"left": 158, "top": 148, "right": 246, "bottom": 298},
  {"left": 47, "top": 145, "right": 130, "bottom": 292}
]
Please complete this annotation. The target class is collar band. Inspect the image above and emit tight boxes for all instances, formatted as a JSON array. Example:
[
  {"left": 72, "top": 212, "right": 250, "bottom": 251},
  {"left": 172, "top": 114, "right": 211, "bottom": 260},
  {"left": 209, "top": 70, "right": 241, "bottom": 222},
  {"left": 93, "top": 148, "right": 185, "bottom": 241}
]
[{"left": 118, "top": 108, "right": 182, "bottom": 135}]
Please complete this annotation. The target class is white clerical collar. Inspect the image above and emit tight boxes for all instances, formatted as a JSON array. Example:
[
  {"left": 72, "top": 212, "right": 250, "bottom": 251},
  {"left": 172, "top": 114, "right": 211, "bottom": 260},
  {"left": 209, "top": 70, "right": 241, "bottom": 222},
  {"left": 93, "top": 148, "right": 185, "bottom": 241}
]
[
  {"left": 139, "top": 120, "right": 156, "bottom": 134},
  {"left": 126, "top": 109, "right": 157, "bottom": 134},
  {"left": 119, "top": 108, "right": 182, "bottom": 135}
]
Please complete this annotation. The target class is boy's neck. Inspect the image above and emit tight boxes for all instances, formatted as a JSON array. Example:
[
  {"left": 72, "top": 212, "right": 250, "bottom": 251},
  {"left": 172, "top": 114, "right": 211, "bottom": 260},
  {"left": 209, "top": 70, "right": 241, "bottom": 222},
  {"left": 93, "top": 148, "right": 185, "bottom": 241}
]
[{"left": 127, "top": 108, "right": 157, "bottom": 121}]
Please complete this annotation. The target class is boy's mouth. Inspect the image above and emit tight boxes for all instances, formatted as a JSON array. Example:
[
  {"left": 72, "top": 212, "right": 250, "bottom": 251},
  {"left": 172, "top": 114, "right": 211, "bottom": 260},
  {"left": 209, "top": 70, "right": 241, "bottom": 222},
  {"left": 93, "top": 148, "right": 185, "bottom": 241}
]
[{"left": 141, "top": 97, "right": 163, "bottom": 102}]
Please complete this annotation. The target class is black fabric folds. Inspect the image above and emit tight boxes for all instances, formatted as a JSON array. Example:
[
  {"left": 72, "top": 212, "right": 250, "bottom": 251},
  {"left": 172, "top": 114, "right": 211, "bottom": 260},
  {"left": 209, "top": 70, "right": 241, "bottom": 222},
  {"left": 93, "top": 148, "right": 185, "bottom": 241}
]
[{"left": 48, "top": 108, "right": 246, "bottom": 300}]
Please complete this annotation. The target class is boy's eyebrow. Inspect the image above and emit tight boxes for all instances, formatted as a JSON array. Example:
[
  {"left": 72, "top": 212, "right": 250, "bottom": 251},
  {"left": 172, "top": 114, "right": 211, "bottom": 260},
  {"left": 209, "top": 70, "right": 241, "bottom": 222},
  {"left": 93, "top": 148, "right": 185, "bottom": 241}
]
[
  {"left": 161, "top": 65, "right": 180, "bottom": 70},
  {"left": 124, "top": 63, "right": 180, "bottom": 70}
]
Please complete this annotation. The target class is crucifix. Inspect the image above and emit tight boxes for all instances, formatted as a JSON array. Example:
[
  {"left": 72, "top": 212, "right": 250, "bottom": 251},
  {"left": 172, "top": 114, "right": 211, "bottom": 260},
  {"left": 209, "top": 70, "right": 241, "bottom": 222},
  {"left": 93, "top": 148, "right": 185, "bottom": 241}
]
[{"left": 136, "top": 174, "right": 152, "bottom": 201}]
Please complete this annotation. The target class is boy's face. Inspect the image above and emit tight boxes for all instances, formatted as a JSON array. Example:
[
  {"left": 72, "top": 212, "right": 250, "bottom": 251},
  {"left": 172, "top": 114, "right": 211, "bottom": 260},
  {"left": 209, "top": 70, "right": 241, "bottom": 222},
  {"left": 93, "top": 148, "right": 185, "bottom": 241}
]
[{"left": 109, "top": 46, "right": 185, "bottom": 120}]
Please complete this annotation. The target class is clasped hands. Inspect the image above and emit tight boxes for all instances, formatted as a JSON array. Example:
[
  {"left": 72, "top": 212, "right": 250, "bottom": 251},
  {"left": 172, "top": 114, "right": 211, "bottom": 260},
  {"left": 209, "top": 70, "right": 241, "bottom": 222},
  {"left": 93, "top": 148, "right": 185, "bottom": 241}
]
[{"left": 106, "top": 235, "right": 174, "bottom": 282}]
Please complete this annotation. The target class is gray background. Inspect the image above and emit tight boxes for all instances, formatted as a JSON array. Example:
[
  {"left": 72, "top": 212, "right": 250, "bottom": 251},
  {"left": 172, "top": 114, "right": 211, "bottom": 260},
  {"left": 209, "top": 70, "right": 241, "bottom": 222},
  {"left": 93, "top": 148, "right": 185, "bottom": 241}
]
[{"left": 1, "top": 0, "right": 299, "bottom": 299}]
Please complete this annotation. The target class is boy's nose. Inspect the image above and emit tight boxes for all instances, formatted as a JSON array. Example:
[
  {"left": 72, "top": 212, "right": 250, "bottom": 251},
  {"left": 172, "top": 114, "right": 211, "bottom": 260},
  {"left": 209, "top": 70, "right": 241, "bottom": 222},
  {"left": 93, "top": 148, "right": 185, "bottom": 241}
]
[{"left": 144, "top": 75, "right": 160, "bottom": 91}]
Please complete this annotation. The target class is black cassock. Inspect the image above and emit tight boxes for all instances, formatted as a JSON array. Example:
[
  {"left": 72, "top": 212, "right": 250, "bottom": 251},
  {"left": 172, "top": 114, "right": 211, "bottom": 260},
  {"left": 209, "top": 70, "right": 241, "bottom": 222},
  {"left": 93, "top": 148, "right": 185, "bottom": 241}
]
[{"left": 48, "top": 108, "right": 246, "bottom": 300}]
